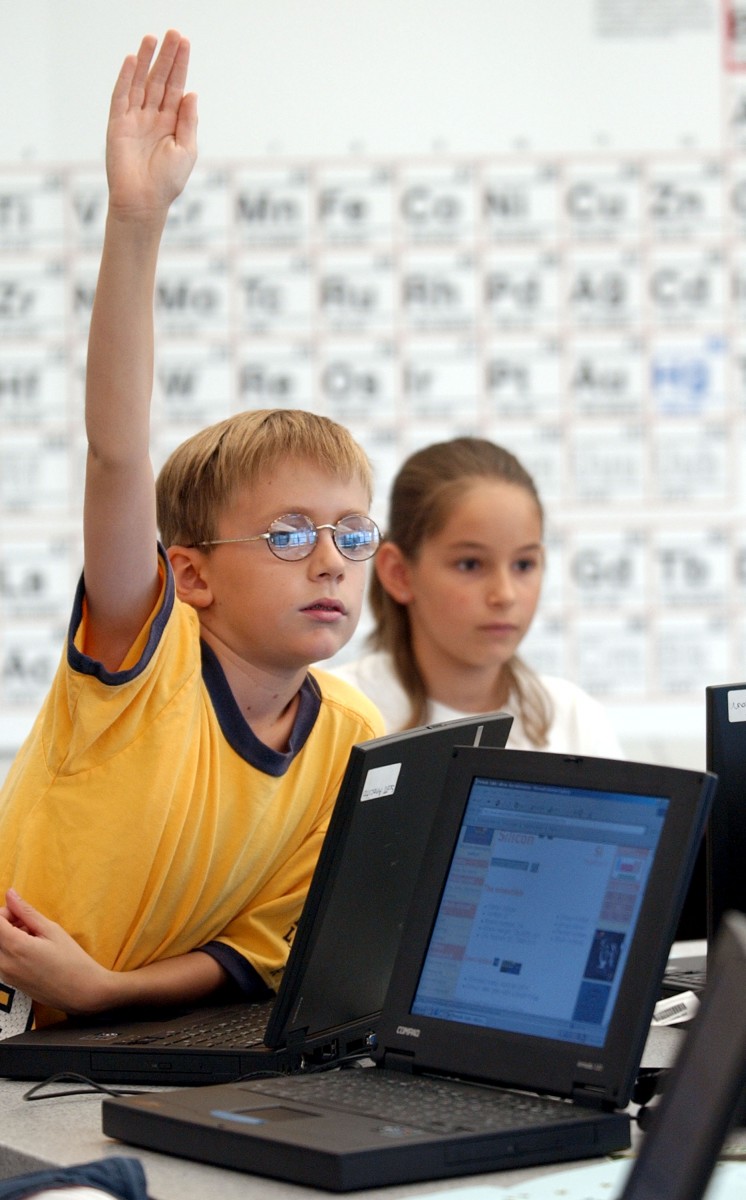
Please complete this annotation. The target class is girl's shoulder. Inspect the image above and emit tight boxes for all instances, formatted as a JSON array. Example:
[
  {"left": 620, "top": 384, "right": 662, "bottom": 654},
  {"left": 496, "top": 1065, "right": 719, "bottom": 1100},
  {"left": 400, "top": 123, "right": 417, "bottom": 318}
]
[
  {"left": 536, "top": 673, "right": 623, "bottom": 757},
  {"left": 537, "top": 673, "right": 604, "bottom": 710},
  {"left": 327, "top": 650, "right": 395, "bottom": 691},
  {"left": 325, "top": 651, "right": 409, "bottom": 732}
]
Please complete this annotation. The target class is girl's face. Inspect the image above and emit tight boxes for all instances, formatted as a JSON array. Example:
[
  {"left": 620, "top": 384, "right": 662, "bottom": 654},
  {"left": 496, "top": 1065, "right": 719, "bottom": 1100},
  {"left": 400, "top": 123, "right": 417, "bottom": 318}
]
[{"left": 384, "top": 479, "right": 544, "bottom": 679}]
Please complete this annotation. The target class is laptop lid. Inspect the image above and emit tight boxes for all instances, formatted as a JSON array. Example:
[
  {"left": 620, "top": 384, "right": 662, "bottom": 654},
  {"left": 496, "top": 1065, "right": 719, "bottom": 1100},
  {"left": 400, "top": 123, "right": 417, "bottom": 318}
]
[
  {"left": 264, "top": 710, "right": 513, "bottom": 1053},
  {"left": 621, "top": 908, "right": 746, "bottom": 1200},
  {"left": 375, "top": 747, "right": 715, "bottom": 1109},
  {"left": 0, "top": 712, "right": 512, "bottom": 1084},
  {"left": 658, "top": 681, "right": 734, "bottom": 995},
  {"left": 706, "top": 683, "right": 746, "bottom": 945}
]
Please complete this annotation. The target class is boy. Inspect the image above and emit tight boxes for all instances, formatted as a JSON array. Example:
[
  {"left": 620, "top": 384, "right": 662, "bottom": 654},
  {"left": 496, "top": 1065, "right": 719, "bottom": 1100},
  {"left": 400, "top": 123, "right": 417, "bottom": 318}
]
[{"left": 0, "top": 32, "right": 383, "bottom": 1026}]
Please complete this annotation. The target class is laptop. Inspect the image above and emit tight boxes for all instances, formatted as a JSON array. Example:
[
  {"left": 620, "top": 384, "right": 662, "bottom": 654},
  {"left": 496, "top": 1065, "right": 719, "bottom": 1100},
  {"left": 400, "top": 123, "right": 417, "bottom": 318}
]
[
  {"left": 621, "top": 908, "right": 746, "bottom": 1200},
  {"left": 102, "top": 746, "right": 715, "bottom": 1190},
  {"left": 0, "top": 712, "right": 512, "bottom": 1086},
  {"left": 662, "top": 679, "right": 746, "bottom": 997}
]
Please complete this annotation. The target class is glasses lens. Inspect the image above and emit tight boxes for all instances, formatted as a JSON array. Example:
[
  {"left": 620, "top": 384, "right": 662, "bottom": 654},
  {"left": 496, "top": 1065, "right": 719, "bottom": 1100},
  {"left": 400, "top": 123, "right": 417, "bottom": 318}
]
[
  {"left": 266, "top": 514, "right": 317, "bottom": 560},
  {"left": 334, "top": 515, "right": 380, "bottom": 560}
]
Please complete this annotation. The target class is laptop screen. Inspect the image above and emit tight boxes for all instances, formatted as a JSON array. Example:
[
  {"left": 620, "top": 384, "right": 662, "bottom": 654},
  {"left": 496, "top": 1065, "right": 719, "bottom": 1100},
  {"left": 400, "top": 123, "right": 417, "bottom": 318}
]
[
  {"left": 706, "top": 683, "right": 746, "bottom": 943},
  {"left": 411, "top": 774, "right": 668, "bottom": 1048}
]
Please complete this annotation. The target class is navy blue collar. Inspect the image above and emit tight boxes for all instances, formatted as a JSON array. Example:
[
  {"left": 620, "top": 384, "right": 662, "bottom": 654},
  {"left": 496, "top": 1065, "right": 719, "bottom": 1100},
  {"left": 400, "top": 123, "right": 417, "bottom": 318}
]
[{"left": 200, "top": 641, "right": 320, "bottom": 777}]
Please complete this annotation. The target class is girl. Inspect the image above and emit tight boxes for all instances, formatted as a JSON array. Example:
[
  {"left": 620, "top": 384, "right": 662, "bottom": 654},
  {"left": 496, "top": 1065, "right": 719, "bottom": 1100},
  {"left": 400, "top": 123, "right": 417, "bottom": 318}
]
[{"left": 332, "top": 437, "right": 623, "bottom": 755}]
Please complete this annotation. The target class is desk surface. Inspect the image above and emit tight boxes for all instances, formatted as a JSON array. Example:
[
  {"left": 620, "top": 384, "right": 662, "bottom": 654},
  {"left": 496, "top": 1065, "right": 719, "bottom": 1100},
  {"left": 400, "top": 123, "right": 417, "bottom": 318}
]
[
  {"left": 0, "top": 1007, "right": 689, "bottom": 1197},
  {"left": 0, "top": 1018, "right": 687, "bottom": 1198},
  {"left": 0, "top": 1076, "right": 618, "bottom": 1200}
]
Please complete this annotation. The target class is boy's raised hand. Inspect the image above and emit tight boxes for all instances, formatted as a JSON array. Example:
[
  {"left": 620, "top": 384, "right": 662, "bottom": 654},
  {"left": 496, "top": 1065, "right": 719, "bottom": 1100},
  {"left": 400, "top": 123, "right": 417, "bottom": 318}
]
[{"left": 106, "top": 30, "right": 198, "bottom": 223}]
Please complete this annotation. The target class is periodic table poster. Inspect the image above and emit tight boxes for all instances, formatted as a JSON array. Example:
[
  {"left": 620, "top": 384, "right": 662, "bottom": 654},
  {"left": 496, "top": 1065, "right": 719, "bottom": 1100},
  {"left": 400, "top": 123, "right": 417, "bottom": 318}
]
[{"left": 0, "top": 0, "right": 743, "bottom": 768}]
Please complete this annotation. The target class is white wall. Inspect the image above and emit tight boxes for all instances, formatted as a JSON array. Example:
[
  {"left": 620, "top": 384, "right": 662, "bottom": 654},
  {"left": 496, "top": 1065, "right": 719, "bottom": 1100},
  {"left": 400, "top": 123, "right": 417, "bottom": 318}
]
[
  {"left": 1, "top": 0, "right": 739, "bottom": 772},
  {"left": 0, "top": 1, "right": 721, "bottom": 162}
]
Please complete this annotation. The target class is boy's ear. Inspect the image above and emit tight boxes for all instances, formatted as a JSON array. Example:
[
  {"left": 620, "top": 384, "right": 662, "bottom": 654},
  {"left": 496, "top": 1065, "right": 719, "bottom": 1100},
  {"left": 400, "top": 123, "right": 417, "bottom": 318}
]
[
  {"left": 375, "top": 542, "right": 415, "bottom": 604},
  {"left": 167, "top": 546, "right": 214, "bottom": 609}
]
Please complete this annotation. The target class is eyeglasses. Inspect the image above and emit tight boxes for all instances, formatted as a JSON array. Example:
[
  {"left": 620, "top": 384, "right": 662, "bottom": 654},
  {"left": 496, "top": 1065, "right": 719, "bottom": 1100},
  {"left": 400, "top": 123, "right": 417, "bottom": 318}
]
[{"left": 194, "top": 512, "right": 381, "bottom": 561}]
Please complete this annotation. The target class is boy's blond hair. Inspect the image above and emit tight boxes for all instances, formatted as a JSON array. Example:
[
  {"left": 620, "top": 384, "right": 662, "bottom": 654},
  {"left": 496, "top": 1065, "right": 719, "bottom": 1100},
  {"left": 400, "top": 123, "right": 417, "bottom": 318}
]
[{"left": 156, "top": 408, "right": 374, "bottom": 550}]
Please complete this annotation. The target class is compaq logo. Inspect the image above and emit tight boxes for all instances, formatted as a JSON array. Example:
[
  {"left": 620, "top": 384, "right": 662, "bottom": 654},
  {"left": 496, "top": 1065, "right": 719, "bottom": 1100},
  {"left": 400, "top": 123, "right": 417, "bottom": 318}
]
[
  {"left": 729, "top": 689, "right": 746, "bottom": 723},
  {"left": 576, "top": 1059, "right": 603, "bottom": 1072},
  {"left": 396, "top": 1025, "right": 421, "bottom": 1038}
]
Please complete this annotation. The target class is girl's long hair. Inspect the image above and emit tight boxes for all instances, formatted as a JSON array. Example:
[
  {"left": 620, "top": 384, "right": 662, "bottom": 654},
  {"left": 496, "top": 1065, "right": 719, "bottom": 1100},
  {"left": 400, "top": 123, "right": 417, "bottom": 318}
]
[{"left": 369, "top": 437, "right": 552, "bottom": 744}]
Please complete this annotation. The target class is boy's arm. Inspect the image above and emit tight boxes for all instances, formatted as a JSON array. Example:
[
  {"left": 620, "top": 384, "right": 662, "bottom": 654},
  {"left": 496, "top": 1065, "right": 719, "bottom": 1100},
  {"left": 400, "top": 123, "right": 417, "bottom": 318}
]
[
  {"left": 83, "top": 32, "right": 197, "bottom": 670},
  {"left": 0, "top": 890, "right": 228, "bottom": 1014}
]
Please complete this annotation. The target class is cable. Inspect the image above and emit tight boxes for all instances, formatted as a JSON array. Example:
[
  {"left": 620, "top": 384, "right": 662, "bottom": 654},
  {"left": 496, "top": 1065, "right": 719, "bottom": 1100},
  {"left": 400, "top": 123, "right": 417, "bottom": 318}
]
[{"left": 22, "top": 1072, "right": 148, "bottom": 1102}]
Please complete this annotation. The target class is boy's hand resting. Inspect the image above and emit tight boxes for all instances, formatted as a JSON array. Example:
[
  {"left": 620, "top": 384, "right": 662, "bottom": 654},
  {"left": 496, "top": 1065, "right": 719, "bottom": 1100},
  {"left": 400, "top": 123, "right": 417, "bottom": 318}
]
[
  {"left": 106, "top": 29, "right": 198, "bottom": 224},
  {"left": 0, "top": 889, "right": 115, "bottom": 1015},
  {"left": 0, "top": 889, "right": 229, "bottom": 1016}
]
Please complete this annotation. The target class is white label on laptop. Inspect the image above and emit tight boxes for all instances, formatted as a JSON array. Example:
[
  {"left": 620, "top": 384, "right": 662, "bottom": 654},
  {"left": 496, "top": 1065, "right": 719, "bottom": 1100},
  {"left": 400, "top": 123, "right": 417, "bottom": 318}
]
[
  {"left": 361, "top": 762, "right": 402, "bottom": 801},
  {"left": 652, "top": 990, "right": 700, "bottom": 1025},
  {"left": 728, "top": 689, "right": 746, "bottom": 722},
  {"left": 0, "top": 983, "right": 33, "bottom": 1039}
]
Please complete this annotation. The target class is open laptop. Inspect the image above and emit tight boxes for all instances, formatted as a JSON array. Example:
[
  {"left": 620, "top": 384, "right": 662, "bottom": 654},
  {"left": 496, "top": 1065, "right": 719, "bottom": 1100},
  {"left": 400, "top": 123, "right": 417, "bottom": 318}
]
[
  {"left": 662, "top": 680, "right": 746, "bottom": 997},
  {"left": 0, "top": 712, "right": 512, "bottom": 1086},
  {"left": 102, "top": 746, "right": 715, "bottom": 1190},
  {"left": 619, "top": 908, "right": 746, "bottom": 1200}
]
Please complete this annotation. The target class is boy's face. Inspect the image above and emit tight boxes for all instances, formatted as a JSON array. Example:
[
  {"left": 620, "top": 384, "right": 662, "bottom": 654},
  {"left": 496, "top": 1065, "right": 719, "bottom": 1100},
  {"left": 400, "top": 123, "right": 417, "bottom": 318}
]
[{"left": 197, "top": 459, "right": 371, "bottom": 675}]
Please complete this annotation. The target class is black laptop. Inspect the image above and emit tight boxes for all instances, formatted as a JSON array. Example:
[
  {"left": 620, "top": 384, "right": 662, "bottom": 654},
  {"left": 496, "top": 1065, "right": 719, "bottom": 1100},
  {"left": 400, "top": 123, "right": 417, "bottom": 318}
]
[
  {"left": 663, "top": 680, "right": 746, "bottom": 997},
  {"left": 0, "top": 712, "right": 511, "bottom": 1086},
  {"left": 102, "top": 746, "right": 714, "bottom": 1190},
  {"left": 620, "top": 908, "right": 746, "bottom": 1200}
]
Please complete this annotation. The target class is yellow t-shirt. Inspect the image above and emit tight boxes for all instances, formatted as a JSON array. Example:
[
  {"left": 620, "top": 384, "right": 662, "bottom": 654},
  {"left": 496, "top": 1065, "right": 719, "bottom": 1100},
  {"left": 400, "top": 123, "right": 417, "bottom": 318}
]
[{"left": 0, "top": 556, "right": 383, "bottom": 999}]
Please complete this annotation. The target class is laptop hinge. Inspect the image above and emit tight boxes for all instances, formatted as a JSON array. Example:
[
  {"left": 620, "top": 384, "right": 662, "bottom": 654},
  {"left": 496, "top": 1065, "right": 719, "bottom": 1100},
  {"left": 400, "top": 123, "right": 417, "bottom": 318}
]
[
  {"left": 381, "top": 1050, "right": 416, "bottom": 1074},
  {"left": 571, "top": 1083, "right": 611, "bottom": 1110}
]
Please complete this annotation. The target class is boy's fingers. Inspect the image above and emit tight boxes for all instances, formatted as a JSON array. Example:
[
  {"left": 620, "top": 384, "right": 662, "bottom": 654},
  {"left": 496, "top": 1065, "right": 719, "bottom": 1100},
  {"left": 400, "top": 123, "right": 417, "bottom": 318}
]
[
  {"left": 175, "top": 92, "right": 199, "bottom": 152},
  {"left": 160, "top": 37, "right": 191, "bottom": 115},
  {"left": 143, "top": 29, "right": 184, "bottom": 111},
  {"left": 128, "top": 34, "right": 159, "bottom": 110},
  {"left": 109, "top": 53, "right": 138, "bottom": 118},
  {"left": 5, "top": 890, "right": 47, "bottom": 937}
]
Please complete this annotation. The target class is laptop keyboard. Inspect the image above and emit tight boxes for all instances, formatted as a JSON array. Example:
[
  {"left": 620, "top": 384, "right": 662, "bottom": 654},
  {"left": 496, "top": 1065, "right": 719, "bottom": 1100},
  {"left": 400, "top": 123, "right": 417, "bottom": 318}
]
[
  {"left": 660, "top": 967, "right": 707, "bottom": 995},
  {"left": 117, "top": 1002, "right": 273, "bottom": 1048},
  {"left": 252, "top": 1069, "right": 594, "bottom": 1133}
]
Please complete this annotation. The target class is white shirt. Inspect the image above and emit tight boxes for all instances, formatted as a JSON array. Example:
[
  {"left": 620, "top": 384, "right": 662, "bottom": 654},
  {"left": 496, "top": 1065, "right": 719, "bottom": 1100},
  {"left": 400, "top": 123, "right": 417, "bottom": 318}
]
[{"left": 330, "top": 651, "right": 624, "bottom": 758}]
